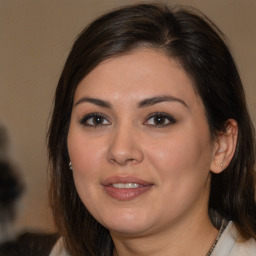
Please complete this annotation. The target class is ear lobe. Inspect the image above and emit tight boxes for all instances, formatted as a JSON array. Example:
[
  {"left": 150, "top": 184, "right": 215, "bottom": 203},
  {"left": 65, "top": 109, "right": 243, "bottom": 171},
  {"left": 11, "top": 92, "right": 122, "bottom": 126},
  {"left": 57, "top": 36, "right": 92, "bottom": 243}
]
[{"left": 210, "top": 119, "right": 238, "bottom": 174}]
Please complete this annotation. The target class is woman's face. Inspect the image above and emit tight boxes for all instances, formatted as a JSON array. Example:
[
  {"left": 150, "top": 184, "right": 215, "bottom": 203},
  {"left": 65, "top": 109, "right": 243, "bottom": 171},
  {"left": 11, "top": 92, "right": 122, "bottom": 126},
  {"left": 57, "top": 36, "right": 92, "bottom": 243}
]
[{"left": 67, "top": 49, "right": 218, "bottom": 237}]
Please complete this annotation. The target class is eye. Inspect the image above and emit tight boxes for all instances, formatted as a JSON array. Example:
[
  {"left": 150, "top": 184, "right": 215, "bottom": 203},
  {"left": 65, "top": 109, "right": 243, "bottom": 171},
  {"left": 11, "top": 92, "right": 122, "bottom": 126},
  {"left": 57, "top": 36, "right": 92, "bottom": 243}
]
[
  {"left": 144, "top": 112, "right": 176, "bottom": 127},
  {"left": 79, "top": 113, "right": 111, "bottom": 127}
]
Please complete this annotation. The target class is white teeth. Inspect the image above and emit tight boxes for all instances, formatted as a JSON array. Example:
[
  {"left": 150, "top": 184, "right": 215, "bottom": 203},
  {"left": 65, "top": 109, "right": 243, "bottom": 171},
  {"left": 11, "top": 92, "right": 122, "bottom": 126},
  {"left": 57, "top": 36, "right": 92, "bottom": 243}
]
[{"left": 112, "top": 183, "right": 140, "bottom": 189}]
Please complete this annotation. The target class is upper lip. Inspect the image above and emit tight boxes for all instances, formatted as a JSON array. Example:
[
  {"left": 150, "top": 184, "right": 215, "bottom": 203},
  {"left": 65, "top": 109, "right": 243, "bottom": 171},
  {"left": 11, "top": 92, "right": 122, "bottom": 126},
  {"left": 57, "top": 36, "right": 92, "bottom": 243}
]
[{"left": 101, "top": 176, "right": 153, "bottom": 186}]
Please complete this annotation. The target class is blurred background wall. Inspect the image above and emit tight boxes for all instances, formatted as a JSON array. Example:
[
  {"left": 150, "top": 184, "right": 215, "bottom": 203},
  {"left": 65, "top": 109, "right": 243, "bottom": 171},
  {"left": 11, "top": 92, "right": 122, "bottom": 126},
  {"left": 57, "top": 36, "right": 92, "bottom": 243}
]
[{"left": 0, "top": 0, "right": 255, "bottom": 233}]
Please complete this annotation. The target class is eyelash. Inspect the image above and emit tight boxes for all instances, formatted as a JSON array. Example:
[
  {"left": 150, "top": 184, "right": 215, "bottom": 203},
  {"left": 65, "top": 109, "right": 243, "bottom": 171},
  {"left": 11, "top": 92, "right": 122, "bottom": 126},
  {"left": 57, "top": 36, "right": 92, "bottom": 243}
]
[
  {"left": 144, "top": 112, "right": 176, "bottom": 127},
  {"left": 79, "top": 112, "right": 176, "bottom": 128},
  {"left": 79, "top": 113, "right": 111, "bottom": 127}
]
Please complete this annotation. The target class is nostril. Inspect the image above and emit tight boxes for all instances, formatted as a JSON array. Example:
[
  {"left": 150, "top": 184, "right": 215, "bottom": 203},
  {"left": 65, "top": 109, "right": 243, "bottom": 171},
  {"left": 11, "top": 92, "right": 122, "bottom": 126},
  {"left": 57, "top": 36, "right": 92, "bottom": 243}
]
[
  {"left": 125, "top": 158, "right": 136, "bottom": 163},
  {"left": 109, "top": 157, "right": 138, "bottom": 166}
]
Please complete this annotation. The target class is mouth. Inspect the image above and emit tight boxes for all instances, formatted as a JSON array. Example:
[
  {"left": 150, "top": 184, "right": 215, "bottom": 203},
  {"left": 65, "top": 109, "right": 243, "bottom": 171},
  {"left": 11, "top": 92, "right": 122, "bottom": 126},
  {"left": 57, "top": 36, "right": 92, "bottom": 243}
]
[{"left": 102, "top": 176, "right": 153, "bottom": 201}]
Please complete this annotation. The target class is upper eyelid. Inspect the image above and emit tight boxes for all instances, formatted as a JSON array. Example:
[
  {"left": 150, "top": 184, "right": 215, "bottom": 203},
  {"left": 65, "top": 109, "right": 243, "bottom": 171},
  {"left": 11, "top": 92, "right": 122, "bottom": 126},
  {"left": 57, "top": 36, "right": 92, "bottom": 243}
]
[
  {"left": 79, "top": 112, "right": 111, "bottom": 124},
  {"left": 144, "top": 112, "right": 177, "bottom": 125},
  {"left": 79, "top": 111, "right": 176, "bottom": 125},
  {"left": 145, "top": 112, "right": 175, "bottom": 119},
  {"left": 81, "top": 112, "right": 109, "bottom": 118}
]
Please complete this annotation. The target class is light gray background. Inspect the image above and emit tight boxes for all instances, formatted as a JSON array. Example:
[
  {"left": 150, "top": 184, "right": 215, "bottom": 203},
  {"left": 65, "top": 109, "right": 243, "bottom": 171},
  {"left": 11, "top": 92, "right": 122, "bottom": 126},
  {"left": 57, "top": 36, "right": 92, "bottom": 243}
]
[{"left": 0, "top": 0, "right": 255, "bottom": 233}]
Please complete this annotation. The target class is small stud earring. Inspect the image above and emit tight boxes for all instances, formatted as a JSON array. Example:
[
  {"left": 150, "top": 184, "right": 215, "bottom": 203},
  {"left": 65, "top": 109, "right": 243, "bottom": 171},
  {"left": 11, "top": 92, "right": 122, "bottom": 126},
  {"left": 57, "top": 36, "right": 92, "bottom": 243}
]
[
  {"left": 69, "top": 162, "right": 73, "bottom": 170},
  {"left": 220, "top": 163, "right": 223, "bottom": 167}
]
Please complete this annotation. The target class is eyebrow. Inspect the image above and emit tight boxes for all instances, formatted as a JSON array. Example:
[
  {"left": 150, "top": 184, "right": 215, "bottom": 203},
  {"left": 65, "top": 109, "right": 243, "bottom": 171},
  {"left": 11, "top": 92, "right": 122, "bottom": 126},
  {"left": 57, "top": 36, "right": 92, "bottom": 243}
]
[
  {"left": 74, "top": 95, "right": 188, "bottom": 109},
  {"left": 138, "top": 95, "right": 188, "bottom": 108},
  {"left": 74, "top": 97, "right": 112, "bottom": 108}
]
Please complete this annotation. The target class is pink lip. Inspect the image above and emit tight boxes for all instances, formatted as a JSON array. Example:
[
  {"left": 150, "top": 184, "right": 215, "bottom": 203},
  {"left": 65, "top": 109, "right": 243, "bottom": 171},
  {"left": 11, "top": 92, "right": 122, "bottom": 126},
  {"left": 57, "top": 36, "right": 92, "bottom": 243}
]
[{"left": 102, "top": 176, "right": 153, "bottom": 201}]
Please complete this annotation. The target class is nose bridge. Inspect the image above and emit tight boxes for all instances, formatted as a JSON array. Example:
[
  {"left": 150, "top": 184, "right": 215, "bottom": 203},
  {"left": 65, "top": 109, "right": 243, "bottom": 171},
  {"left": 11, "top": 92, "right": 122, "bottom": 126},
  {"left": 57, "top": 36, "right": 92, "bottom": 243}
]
[{"left": 107, "top": 120, "right": 143, "bottom": 165}]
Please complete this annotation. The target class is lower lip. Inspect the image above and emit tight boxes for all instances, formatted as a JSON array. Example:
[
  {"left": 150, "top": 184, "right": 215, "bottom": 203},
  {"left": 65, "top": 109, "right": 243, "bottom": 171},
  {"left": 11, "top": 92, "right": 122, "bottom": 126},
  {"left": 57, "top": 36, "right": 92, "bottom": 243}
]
[{"left": 103, "top": 185, "right": 153, "bottom": 201}]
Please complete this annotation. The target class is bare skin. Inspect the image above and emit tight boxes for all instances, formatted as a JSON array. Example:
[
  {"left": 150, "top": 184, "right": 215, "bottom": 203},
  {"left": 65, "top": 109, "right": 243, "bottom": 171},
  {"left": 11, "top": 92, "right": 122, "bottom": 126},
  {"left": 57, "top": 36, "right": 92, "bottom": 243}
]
[{"left": 68, "top": 48, "right": 238, "bottom": 256}]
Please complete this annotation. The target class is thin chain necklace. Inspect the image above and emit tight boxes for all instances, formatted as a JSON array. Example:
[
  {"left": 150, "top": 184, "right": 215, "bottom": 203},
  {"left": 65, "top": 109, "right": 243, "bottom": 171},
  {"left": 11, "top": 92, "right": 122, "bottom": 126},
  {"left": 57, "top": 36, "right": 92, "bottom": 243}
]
[{"left": 206, "top": 220, "right": 227, "bottom": 256}]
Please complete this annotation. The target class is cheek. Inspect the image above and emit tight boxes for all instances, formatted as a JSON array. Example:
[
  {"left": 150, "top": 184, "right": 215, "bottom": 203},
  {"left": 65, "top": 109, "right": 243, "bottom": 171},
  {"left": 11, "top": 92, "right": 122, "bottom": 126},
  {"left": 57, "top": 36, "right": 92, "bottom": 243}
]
[
  {"left": 147, "top": 138, "right": 194, "bottom": 169},
  {"left": 146, "top": 131, "right": 212, "bottom": 181},
  {"left": 146, "top": 134, "right": 212, "bottom": 215},
  {"left": 67, "top": 132, "right": 106, "bottom": 210},
  {"left": 67, "top": 130, "right": 105, "bottom": 181}
]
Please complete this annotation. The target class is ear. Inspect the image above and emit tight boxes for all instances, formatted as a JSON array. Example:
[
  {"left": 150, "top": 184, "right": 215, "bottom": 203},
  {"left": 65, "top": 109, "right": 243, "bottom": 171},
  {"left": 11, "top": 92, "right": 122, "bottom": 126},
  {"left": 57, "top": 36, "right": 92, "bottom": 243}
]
[{"left": 210, "top": 119, "right": 238, "bottom": 174}]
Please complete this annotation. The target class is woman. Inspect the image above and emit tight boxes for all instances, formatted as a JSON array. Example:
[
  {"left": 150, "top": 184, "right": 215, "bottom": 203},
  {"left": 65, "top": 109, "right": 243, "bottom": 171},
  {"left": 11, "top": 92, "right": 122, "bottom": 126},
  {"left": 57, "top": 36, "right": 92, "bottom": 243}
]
[{"left": 48, "top": 3, "right": 256, "bottom": 256}]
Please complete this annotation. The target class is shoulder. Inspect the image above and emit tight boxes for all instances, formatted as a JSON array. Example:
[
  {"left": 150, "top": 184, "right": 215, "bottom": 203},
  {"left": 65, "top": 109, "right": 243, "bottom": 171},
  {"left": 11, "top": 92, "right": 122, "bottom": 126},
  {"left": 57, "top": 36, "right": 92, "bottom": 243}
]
[
  {"left": 49, "top": 237, "right": 70, "bottom": 256},
  {"left": 212, "top": 221, "right": 256, "bottom": 256},
  {"left": 231, "top": 237, "right": 256, "bottom": 256}
]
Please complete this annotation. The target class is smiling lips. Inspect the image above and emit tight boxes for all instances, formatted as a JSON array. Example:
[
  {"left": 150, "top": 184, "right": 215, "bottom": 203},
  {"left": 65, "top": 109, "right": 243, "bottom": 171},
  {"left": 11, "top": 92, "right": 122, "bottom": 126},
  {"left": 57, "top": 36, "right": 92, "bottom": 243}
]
[{"left": 102, "top": 176, "right": 153, "bottom": 201}]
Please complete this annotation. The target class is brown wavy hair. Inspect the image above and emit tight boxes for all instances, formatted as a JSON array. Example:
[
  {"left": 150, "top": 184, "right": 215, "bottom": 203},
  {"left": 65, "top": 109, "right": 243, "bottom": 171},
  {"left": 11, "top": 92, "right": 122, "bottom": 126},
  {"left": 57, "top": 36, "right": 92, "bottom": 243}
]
[{"left": 48, "top": 3, "right": 256, "bottom": 255}]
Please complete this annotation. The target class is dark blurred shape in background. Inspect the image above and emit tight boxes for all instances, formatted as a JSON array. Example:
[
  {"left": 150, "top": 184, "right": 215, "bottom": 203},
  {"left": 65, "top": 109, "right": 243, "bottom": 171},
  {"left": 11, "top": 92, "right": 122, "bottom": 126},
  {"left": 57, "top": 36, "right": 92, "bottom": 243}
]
[
  {"left": 0, "top": 123, "right": 58, "bottom": 255},
  {"left": 0, "top": 161, "right": 24, "bottom": 241},
  {"left": 0, "top": 123, "right": 24, "bottom": 244}
]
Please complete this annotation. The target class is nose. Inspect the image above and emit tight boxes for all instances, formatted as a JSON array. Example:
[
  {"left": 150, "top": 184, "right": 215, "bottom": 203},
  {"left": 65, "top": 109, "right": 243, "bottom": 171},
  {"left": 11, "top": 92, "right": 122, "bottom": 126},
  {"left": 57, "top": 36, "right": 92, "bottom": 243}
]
[{"left": 106, "top": 124, "right": 144, "bottom": 166}]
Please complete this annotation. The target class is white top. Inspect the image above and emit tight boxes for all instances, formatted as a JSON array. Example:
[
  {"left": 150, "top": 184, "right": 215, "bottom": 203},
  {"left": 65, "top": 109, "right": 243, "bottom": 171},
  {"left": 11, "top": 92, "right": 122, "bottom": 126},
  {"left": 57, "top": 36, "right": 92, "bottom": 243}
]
[
  {"left": 49, "top": 222, "right": 256, "bottom": 256},
  {"left": 211, "top": 222, "right": 256, "bottom": 256},
  {"left": 49, "top": 237, "right": 70, "bottom": 256}
]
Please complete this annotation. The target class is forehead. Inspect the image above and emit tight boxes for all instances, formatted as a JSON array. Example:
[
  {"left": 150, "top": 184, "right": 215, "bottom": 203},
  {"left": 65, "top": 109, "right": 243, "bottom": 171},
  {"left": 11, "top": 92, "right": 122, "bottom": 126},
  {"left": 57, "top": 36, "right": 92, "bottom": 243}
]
[{"left": 74, "top": 48, "right": 201, "bottom": 108}]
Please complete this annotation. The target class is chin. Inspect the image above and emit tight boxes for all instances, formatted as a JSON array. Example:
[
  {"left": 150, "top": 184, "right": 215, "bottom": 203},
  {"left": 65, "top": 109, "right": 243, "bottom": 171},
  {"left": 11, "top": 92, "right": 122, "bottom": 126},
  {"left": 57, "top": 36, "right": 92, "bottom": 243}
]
[
  {"left": 100, "top": 211, "right": 154, "bottom": 236},
  {"left": 108, "top": 222, "right": 151, "bottom": 236}
]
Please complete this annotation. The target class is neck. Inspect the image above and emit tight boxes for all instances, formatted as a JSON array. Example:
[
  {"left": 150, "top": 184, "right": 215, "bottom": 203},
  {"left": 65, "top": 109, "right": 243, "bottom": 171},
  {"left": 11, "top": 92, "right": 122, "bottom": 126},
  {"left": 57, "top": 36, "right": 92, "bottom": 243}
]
[{"left": 111, "top": 212, "right": 218, "bottom": 256}]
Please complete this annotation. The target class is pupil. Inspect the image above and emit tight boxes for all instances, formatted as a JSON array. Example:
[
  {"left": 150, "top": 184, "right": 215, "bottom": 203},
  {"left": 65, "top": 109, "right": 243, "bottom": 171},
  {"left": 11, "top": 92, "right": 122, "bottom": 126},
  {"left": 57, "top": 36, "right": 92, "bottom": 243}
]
[
  {"left": 155, "top": 116, "right": 164, "bottom": 124},
  {"left": 94, "top": 117, "right": 102, "bottom": 124}
]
